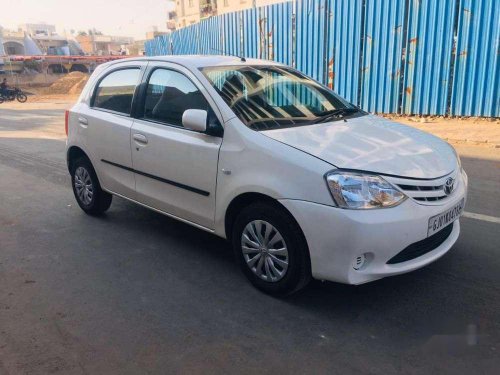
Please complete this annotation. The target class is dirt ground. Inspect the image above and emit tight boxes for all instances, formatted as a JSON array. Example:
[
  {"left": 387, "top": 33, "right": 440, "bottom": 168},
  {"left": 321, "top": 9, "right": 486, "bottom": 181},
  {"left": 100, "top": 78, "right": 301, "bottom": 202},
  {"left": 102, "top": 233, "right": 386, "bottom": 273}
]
[
  {"left": 383, "top": 114, "right": 500, "bottom": 148},
  {"left": 16, "top": 72, "right": 89, "bottom": 103}
]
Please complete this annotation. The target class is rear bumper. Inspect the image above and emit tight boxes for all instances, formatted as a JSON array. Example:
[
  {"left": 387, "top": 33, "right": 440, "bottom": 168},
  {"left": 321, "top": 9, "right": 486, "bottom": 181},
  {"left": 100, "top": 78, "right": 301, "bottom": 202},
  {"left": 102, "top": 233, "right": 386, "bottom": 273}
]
[{"left": 279, "top": 171, "right": 467, "bottom": 285}]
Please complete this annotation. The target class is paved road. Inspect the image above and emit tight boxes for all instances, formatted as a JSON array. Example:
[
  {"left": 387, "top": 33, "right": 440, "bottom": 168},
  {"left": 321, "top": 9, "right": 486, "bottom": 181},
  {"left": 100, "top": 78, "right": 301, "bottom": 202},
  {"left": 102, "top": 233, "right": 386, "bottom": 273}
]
[{"left": 1, "top": 103, "right": 499, "bottom": 374}]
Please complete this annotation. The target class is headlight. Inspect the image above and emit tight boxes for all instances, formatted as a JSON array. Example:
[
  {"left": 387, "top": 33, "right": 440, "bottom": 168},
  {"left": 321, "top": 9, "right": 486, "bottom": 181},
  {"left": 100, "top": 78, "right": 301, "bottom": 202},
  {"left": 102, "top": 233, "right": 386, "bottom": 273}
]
[{"left": 325, "top": 171, "right": 407, "bottom": 209}]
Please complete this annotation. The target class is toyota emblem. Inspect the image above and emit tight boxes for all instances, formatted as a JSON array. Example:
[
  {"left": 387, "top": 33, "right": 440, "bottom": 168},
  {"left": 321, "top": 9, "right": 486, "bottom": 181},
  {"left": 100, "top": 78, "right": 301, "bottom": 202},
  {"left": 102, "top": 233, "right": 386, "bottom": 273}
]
[{"left": 444, "top": 177, "right": 455, "bottom": 195}]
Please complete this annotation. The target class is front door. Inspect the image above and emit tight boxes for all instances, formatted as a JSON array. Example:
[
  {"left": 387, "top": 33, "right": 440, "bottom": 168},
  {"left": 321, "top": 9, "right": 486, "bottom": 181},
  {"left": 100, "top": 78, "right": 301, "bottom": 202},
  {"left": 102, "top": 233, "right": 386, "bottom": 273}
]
[{"left": 131, "top": 63, "right": 223, "bottom": 229}]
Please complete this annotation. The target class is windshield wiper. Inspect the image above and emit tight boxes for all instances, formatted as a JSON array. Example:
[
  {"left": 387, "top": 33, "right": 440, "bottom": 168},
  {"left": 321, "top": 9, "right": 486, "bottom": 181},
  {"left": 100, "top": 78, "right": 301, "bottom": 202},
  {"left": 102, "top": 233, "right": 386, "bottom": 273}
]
[{"left": 313, "top": 108, "right": 359, "bottom": 124}]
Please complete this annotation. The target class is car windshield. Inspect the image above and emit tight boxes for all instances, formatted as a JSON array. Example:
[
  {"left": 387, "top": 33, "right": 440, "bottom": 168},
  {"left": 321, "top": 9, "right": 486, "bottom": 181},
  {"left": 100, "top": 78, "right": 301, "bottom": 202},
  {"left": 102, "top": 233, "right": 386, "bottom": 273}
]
[{"left": 200, "top": 65, "right": 362, "bottom": 130}]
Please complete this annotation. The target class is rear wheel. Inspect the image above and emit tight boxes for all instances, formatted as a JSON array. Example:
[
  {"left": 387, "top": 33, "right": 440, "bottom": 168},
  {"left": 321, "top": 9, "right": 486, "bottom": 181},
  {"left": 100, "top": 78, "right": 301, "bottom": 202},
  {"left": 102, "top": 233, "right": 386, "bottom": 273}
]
[
  {"left": 16, "top": 93, "right": 27, "bottom": 103},
  {"left": 232, "top": 202, "right": 311, "bottom": 296},
  {"left": 71, "top": 157, "right": 112, "bottom": 215}
]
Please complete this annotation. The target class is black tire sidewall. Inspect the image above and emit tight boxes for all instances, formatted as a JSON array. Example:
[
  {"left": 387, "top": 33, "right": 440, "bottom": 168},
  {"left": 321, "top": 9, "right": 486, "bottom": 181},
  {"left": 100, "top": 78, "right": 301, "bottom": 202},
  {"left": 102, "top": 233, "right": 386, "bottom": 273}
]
[
  {"left": 71, "top": 158, "right": 109, "bottom": 214},
  {"left": 232, "top": 202, "right": 310, "bottom": 296},
  {"left": 71, "top": 159, "right": 96, "bottom": 211},
  {"left": 17, "top": 94, "right": 27, "bottom": 103}
]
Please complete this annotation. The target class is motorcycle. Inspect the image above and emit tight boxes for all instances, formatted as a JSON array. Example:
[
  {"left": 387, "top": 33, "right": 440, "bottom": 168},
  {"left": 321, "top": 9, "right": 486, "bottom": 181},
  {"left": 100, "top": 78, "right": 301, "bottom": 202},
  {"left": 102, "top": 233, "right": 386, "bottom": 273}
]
[{"left": 0, "top": 88, "right": 28, "bottom": 103}]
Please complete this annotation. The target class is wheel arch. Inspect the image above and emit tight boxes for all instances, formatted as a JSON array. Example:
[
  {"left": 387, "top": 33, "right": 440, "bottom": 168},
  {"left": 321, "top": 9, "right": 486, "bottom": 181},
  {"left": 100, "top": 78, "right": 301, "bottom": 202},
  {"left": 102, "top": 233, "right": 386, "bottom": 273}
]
[
  {"left": 225, "top": 192, "right": 313, "bottom": 292},
  {"left": 224, "top": 192, "right": 306, "bottom": 246},
  {"left": 67, "top": 145, "right": 91, "bottom": 173}
]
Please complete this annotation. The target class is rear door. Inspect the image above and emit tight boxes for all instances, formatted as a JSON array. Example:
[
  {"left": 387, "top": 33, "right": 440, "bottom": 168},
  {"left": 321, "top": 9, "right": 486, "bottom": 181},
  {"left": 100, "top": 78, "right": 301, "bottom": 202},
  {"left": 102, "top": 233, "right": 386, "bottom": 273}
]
[
  {"left": 79, "top": 61, "right": 145, "bottom": 199},
  {"left": 130, "top": 62, "right": 223, "bottom": 229}
]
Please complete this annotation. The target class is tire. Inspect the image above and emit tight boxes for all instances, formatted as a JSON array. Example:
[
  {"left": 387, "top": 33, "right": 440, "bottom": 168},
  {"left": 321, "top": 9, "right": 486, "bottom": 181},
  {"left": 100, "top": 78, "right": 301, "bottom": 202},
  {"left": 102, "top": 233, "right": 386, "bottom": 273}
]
[
  {"left": 16, "top": 93, "right": 27, "bottom": 103},
  {"left": 71, "top": 157, "right": 112, "bottom": 215},
  {"left": 232, "top": 202, "right": 311, "bottom": 296},
  {"left": 0, "top": 97, "right": 4, "bottom": 104}
]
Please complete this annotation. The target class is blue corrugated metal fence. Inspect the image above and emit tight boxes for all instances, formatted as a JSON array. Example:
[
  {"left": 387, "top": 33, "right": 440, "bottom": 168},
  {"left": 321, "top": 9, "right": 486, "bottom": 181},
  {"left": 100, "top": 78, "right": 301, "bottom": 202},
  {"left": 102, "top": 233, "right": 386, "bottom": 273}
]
[
  {"left": 402, "top": 0, "right": 456, "bottom": 115},
  {"left": 145, "top": 0, "right": 499, "bottom": 117}
]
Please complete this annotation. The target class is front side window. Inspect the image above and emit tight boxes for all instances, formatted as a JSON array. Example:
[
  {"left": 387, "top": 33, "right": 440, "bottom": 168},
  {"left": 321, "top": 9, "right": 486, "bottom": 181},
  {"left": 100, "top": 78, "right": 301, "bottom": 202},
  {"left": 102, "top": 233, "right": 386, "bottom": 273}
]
[
  {"left": 143, "top": 68, "right": 209, "bottom": 127},
  {"left": 201, "top": 65, "right": 362, "bottom": 130},
  {"left": 93, "top": 68, "right": 140, "bottom": 115}
]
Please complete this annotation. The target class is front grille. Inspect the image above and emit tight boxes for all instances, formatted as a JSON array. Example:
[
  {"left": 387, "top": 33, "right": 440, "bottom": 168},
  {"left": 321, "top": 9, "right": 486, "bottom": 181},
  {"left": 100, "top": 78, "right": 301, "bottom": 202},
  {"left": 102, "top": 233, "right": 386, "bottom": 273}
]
[
  {"left": 397, "top": 183, "right": 447, "bottom": 202},
  {"left": 387, "top": 223, "right": 454, "bottom": 264},
  {"left": 397, "top": 182, "right": 448, "bottom": 202},
  {"left": 384, "top": 170, "right": 459, "bottom": 204},
  {"left": 414, "top": 196, "right": 447, "bottom": 202}
]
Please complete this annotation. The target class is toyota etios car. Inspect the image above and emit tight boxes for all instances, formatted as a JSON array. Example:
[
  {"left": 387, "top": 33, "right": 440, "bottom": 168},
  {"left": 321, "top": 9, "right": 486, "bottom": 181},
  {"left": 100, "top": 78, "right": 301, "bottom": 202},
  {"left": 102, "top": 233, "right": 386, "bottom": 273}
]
[{"left": 66, "top": 56, "right": 467, "bottom": 295}]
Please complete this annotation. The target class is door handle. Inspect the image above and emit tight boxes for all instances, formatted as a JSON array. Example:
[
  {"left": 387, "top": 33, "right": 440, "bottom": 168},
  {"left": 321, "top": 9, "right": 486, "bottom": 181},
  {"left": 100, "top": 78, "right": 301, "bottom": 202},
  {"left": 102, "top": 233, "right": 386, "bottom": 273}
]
[
  {"left": 78, "top": 116, "right": 88, "bottom": 126},
  {"left": 133, "top": 133, "right": 148, "bottom": 144}
]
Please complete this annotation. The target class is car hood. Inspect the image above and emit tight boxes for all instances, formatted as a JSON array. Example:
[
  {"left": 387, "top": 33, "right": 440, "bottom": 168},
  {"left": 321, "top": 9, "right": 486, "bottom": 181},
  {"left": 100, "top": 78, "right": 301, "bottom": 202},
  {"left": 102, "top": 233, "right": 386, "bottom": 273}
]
[{"left": 262, "top": 115, "right": 457, "bottom": 179}]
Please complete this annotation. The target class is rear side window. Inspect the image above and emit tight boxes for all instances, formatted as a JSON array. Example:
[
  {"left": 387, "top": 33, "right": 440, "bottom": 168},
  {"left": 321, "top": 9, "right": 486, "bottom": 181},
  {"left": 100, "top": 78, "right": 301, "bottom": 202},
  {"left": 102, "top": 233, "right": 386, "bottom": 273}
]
[
  {"left": 143, "top": 68, "right": 209, "bottom": 127},
  {"left": 93, "top": 68, "right": 140, "bottom": 115}
]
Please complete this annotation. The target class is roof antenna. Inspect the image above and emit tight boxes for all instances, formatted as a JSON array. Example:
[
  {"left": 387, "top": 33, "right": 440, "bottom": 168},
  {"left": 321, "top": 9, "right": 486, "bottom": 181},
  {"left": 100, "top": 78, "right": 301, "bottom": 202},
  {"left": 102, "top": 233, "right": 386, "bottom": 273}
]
[{"left": 211, "top": 48, "right": 246, "bottom": 62}]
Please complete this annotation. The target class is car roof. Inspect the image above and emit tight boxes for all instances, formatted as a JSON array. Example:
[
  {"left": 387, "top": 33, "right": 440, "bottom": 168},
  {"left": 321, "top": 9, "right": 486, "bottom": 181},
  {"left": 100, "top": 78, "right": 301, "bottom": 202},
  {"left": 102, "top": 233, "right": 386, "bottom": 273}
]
[{"left": 105, "top": 55, "right": 285, "bottom": 69}]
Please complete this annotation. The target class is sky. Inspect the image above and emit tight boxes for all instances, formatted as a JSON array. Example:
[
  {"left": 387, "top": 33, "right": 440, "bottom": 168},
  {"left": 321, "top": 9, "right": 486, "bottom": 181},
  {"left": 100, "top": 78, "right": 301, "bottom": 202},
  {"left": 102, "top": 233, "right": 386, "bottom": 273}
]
[{"left": 0, "top": 0, "right": 175, "bottom": 39}]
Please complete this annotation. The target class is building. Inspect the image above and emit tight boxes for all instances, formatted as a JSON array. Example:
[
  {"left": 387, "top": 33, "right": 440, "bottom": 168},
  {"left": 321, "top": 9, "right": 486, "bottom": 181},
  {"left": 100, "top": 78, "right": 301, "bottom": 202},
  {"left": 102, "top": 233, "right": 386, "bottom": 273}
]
[
  {"left": 32, "top": 33, "right": 80, "bottom": 55},
  {"left": 1, "top": 28, "right": 29, "bottom": 55},
  {"left": 19, "top": 23, "right": 57, "bottom": 36},
  {"left": 170, "top": 0, "right": 217, "bottom": 29},
  {"left": 146, "top": 27, "right": 168, "bottom": 40},
  {"left": 76, "top": 34, "right": 134, "bottom": 56},
  {"left": 217, "top": 0, "right": 284, "bottom": 15},
  {"left": 170, "top": 0, "right": 283, "bottom": 29},
  {"left": 18, "top": 23, "right": 83, "bottom": 55},
  {"left": 1, "top": 23, "right": 84, "bottom": 56},
  {"left": 128, "top": 40, "right": 147, "bottom": 56}
]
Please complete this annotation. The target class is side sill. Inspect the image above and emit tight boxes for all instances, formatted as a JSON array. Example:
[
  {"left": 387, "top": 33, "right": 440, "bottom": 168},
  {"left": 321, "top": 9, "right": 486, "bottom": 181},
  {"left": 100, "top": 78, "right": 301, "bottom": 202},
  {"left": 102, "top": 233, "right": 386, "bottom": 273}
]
[{"left": 104, "top": 189, "right": 216, "bottom": 235}]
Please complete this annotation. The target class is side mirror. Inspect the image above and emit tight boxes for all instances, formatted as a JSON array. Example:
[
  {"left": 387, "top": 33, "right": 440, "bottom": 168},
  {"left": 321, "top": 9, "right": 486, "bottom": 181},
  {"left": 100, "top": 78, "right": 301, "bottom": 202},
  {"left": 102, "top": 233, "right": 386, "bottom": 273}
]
[{"left": 182, "top": 109, "right": 207, "bottom": 132}]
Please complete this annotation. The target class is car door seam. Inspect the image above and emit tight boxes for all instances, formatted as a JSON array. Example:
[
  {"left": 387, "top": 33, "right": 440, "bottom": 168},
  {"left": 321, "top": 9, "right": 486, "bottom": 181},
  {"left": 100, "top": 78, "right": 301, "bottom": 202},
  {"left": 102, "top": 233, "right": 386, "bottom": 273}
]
[{"left": 101, "top": 159, "right": 210, "bottom": 197}]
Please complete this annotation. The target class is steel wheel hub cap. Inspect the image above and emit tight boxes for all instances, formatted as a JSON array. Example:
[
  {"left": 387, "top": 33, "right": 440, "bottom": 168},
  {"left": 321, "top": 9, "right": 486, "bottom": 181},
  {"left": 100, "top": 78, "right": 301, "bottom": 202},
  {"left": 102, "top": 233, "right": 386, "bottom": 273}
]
[
  {"left": 241, "top": 220, "right": 289, "bottom": 282},
  {"left": 74, "top": 166, "right": 94, "bottom": 205}
]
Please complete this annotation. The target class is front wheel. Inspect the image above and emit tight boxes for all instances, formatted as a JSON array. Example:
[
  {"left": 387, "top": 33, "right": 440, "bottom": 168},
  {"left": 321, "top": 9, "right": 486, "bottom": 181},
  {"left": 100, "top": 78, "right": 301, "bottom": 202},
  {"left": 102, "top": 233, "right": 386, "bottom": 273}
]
[
  {"left": 16, "top": 93, "right": 27, "bottom": 103},
  {"left": 71, "top": 157, "right": 112, "bottom": 215},
  {"left": 232, "top": 202, "right": 311, "bottom": 296}
]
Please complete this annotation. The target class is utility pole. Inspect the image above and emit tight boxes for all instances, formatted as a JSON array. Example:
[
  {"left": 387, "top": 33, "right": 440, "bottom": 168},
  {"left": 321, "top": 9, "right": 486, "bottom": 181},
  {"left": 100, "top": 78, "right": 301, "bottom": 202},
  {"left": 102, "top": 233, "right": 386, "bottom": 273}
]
[{"left": 91, "top": 28, "right": 96, "bottom": 55}]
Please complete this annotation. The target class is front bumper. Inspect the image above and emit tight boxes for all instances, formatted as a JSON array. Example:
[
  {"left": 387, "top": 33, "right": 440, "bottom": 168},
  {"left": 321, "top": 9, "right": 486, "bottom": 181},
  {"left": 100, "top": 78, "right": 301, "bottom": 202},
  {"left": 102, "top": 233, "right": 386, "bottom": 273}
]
[{"left": 279, "top": 170, "right": 468, "bottom": 285}]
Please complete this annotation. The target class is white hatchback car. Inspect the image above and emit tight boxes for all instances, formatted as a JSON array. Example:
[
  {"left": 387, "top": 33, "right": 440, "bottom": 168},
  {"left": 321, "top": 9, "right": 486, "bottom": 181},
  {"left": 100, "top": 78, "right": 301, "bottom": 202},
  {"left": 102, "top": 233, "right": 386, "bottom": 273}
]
[{"left": 66, "top": 56, "right": 467, "bottom": 295}]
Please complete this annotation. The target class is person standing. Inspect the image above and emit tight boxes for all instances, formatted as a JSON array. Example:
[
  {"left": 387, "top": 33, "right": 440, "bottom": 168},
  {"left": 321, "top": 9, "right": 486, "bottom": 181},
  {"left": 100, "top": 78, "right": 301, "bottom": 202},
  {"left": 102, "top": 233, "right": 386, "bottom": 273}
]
[{"left": 0, "top": 78, "right": 8, "bottom": 96}]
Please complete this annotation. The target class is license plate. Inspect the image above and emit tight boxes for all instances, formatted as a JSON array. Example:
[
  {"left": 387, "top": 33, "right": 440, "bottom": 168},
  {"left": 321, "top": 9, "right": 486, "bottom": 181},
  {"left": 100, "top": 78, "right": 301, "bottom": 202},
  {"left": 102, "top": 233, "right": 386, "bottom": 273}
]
[{"left": 427, "top": 198, "right": 464, "bottom": 237}]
